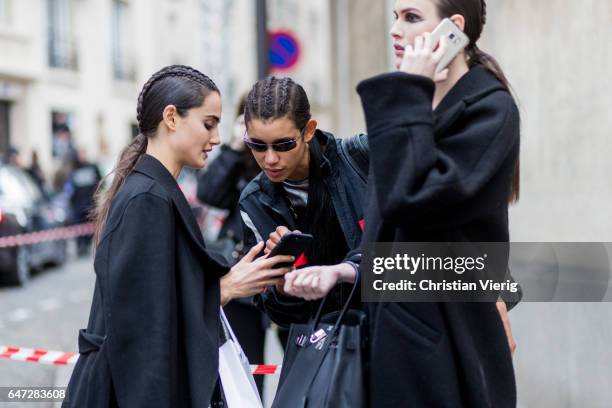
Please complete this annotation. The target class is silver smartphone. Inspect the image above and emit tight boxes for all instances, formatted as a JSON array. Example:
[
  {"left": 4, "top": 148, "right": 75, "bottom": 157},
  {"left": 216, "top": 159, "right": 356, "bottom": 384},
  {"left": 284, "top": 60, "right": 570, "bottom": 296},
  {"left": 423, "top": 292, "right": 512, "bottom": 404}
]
[{"left": 430, "top": 18, "right": 470, "bottom": 72}]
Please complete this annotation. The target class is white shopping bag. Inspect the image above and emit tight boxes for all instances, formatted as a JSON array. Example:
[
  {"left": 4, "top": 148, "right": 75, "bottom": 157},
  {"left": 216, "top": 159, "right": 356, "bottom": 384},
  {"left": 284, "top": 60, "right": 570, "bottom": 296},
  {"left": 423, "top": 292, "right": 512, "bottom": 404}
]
[{"left": 218, "top": 308, "right": 263, "bottom": 408}]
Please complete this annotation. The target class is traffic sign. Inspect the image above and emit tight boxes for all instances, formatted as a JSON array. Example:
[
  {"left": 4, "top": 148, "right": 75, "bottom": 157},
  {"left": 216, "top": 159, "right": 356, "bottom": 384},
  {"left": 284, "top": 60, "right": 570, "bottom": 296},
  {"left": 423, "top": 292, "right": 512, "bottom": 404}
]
[{"left": 269, "top": 31, "right": 301, "bottom": 71}]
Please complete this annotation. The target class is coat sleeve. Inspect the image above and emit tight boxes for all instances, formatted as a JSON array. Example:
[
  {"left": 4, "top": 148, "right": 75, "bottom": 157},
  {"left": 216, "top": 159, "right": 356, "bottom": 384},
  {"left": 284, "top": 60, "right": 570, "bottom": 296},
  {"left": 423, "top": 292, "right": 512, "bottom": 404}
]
[
  {"left": 197, "top": 145, "right": 244, "bottom": 209},
  {"left": 105, "top": 193, "right": 176, "bottom": 407},
  {"left": 239, "top": 203, "right": 313, "bottom": 327},
  {"left": 357, "top": 72, "right": 519, "bottom": 227}
]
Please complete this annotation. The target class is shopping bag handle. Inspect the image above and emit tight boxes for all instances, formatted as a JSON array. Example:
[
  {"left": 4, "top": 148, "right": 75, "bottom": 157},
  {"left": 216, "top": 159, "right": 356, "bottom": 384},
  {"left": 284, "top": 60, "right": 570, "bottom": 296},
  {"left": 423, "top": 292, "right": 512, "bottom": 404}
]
[{"left": 310, "top": 274, "right": 359, "bottom": 336}]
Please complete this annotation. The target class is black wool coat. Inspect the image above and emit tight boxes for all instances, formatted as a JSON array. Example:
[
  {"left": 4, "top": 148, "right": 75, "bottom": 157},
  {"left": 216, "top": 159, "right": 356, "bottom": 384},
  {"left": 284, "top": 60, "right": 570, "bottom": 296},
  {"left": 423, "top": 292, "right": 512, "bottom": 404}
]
[
  {"left": 63, "top": 154, "right": 227, "bottom": 408},
  {"left": 356, "top": 66, "right": 520, "bottom": 408}
]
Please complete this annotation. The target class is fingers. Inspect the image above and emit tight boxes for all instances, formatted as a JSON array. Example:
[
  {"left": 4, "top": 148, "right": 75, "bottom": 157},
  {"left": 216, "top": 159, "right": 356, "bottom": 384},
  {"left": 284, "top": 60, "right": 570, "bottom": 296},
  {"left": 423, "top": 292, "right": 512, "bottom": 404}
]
[
  {"left": 423, "top": 33, "right": 432, "bottom": 52},
  {"left": 265, "top": 226, "right": 293, "bottom": 255},
  {"left": 257, "top": 254, "right": 295, "bottom": 269},
  {"left": 287, "top": 268, "right": 320, "bottom": 300},
  {"left": 258, "top": 278, "right": 284, "bottom": 289},
  {"left": 269, "top": 226, "right": 290, "bottom": 244},
  {"left": 414, "top": 35, "right": 424, "bottom": 52},
  {"left": 261, "top": 266, "right": 293, "bottom": 279},
  {"left": 496, "top": 301, "right": 516, "bottom": 356},
  {"left": 284, "top": 270, "right": 298, "bottom": 294},
  {"left": 241, "top": 241, "right": 264, "bottom": 263},
  {"left": 432, "top": 35, "right": 448, "bottom": 63}
]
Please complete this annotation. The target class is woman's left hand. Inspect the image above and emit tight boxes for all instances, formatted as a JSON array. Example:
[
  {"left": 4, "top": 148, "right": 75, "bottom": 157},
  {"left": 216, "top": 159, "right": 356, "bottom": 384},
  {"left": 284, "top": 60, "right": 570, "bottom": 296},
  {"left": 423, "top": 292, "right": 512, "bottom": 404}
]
[
  {"left": 399, "top": 33, "right": 449, "bottom": 82},
  {"left": 496, "top": 300, "right": 517, "bottom": 356},
  {"left": 284, "top": 263, "right": 356, "bottom": 300}
]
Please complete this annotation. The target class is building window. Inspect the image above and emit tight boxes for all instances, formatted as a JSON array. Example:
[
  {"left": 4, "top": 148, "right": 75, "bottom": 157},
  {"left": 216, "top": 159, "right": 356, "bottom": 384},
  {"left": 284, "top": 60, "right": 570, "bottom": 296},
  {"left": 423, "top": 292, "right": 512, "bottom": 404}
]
[
  {"left": 112, "top": 0, "right": 135, "bottom": 81},
  {"left": 0, "top": 101, "right": 10, "bottom": 155},
  {"left": 47, "top": 0, "right": 78, "bottom": 70},
  {"left": 0, "top": 0, "right": 10, "bottom": 25},
  {"left": 51, "top": 111, "right": 75, "bottom": 160}
]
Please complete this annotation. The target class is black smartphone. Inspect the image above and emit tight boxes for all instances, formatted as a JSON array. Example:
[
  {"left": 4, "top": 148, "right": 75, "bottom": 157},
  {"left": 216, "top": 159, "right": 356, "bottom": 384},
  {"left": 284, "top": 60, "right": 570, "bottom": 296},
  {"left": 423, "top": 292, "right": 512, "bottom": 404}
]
[{"left": 267, "top": 232, "right": 314, "bottom": 268}]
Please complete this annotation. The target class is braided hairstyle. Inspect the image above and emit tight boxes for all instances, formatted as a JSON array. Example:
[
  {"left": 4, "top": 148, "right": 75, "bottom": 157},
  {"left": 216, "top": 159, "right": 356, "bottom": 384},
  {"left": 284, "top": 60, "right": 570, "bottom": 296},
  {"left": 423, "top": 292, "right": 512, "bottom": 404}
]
[
  {"left": 244, "top": 77, "right": 345, "bottom": 265},
  {"left": 92, "top": 65, "right": 219, "bottom": 243},
  {"left": 435, "top": 0, "right": 519, "bottom": 203},
  {"left": 244, "top": 76, "right": 311, "bottom": 130}
]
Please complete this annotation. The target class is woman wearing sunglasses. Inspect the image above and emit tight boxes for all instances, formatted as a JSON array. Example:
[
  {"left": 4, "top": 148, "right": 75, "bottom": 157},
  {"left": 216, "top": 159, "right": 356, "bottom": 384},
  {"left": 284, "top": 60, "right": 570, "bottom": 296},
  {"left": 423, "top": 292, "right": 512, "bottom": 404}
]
[{"left": 238, "top": 76, "right": 369, "bottom": 330}]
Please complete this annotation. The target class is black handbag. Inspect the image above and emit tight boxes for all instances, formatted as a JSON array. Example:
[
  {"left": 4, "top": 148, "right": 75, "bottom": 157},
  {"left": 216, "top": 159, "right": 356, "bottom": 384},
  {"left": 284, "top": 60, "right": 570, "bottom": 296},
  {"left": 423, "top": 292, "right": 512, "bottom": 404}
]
[{"left": 272, "top": 280, "right": 367, "bottom": 408}]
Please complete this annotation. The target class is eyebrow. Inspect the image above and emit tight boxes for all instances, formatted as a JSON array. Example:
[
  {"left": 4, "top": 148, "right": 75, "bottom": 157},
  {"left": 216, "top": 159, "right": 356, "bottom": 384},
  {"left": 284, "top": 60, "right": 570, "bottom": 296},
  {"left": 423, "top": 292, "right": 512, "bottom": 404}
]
[
  {"left": 396, "top": 7, "right": 421, "bottom": 15},
  {"left": 204, "top": 115, "right": 220, "bottom": 123}
]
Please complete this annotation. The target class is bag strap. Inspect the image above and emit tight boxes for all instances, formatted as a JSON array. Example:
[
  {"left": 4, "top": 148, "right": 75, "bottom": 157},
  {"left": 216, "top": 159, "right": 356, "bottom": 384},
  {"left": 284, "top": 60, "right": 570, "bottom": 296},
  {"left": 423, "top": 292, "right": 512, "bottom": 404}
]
[{"left": 310, "top": 276, "right": 360, "bottom": 336}]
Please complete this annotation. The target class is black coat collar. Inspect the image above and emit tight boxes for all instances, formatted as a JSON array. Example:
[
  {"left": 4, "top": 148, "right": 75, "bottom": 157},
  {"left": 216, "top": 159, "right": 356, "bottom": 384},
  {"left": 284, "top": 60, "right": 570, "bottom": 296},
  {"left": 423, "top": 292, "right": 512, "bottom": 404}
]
[
  {"left": 254, "top": 129, "right": 337, "bottom": 228},
  {"left": 134, "top": 154, "right": 208, "bottom": 254},
  {"left": 433, "top": 65, "right": 507, "bottom": 137}
]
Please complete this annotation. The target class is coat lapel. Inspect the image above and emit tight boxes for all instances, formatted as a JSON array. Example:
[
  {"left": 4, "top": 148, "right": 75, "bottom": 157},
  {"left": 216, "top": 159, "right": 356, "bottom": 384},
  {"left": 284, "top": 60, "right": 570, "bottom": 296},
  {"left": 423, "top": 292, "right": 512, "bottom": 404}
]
[
  {"left": 258, "top": 176, "right": 297, "bottom": 230},
  {"left": 433, "top": 65, "right": 508, "bottom": 139},
  {"left": 134, "top": 155, "right": 208, "bottom": 255}
]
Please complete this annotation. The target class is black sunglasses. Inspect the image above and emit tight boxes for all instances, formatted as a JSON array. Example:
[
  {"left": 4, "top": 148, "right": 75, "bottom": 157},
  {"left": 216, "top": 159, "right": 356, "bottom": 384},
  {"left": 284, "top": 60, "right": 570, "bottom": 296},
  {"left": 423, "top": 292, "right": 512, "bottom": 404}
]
[{"left": 243, "top": 127, "right": 306, "bottom": 153}]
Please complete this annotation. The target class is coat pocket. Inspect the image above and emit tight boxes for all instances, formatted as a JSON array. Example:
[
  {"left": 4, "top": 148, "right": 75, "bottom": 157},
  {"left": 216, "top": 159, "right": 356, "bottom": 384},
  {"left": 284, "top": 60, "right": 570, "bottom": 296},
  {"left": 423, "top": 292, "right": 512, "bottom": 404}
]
[
  {"left": 78, "top": 329, "right": 106, "bottom": 354},
  {"left": 383, "top": 303, "right": 442, "bottom": 347},
  {"left": 65, "top": 330, "right": 112, "bottom": 407}
]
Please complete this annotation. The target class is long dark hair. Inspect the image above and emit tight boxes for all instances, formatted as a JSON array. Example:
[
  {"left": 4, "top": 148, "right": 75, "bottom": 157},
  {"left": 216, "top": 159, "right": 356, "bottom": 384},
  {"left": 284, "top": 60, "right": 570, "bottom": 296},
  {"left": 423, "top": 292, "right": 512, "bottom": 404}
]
[
  {"left": 92, "top": 65, "right": 219, "bottom": 244},
  {"left": 435, "top": 0, "right": 520, "bottom": 203},
  {"left": 244, "top": 77, "right": 343, "bottom": 264}
]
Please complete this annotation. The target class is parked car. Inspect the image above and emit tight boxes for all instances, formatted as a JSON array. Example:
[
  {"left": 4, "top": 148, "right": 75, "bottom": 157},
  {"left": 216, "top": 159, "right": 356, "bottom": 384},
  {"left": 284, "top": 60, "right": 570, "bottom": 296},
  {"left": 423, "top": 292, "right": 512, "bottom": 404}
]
[{"left": 0, "top": 163, "right": 68, "bottom": 286}]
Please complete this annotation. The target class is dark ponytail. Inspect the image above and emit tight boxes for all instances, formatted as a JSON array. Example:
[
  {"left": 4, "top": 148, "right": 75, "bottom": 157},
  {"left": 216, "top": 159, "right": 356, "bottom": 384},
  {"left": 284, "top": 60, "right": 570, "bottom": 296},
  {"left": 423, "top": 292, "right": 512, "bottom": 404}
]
[
  {"left": 91, "top": 65, "right": 219, "bottom": 244},
  {"left": 436, "top": 0, "right": 519, "bottom": 203}
]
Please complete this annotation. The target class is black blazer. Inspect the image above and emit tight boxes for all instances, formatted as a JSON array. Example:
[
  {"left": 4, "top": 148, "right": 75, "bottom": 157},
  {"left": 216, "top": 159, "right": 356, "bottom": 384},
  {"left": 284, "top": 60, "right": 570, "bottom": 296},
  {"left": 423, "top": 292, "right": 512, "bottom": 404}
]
[
  {"left": 357, "top": 66, "right": 520, "bottom": 407},
  {"left": 63, "top": 155, "right": 227, "bottom": 408}
]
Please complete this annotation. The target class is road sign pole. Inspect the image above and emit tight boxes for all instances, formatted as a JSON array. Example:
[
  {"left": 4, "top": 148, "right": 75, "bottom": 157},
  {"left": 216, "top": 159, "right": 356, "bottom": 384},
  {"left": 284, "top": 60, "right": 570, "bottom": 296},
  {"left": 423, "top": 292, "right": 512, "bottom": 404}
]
[{"left": 256, "top": 0, "right": 269, "bottom": 79}]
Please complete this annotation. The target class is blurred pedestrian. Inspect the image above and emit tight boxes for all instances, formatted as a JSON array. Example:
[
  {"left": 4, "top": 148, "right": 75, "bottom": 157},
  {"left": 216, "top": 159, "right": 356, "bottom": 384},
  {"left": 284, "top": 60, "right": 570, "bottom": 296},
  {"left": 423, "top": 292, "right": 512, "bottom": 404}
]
[
  {"left": 352, "top": 0, "right": 521, "bottom": 406},
  {"left": 197, "top": 95, "right": 268, "bottom": 395},
  {"left": 63, "top": 65, "right": 293, "bottom": 408},
  {"left": 2, "top": 145, "right": 20, "bottom": 166},
  {"left": 26, "top": 150, "right": 47, "bottom": 193},
  {"left": 64, "top": 148, "right": 102, "bottom": 256},
  {"left": 52, "top": 124, "right": 75, "bottom": 161}
]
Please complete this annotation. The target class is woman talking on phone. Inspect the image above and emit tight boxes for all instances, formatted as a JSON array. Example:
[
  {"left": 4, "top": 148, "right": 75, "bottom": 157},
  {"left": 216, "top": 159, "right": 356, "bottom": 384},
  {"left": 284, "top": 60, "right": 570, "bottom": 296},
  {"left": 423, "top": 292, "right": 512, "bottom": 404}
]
[
  {"left": 353, "top": 0, "right": 521, "bottom": 405},
  {"left": 63, "top": 65, "right": 294, "bottom": 408}
]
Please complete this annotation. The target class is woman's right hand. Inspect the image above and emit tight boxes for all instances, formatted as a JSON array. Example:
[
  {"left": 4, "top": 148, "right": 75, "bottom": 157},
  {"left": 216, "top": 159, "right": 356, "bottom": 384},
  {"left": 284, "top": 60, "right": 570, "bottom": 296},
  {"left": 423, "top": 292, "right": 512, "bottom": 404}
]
[
  {"left": 264, "top": 226, "right": 301, "bottom": 255},
  {"left": 220, "top": 242, "right": 294, "bottom": 306},
  {"left": 399, "top": 33, "right": 449, "bottom": 82}
]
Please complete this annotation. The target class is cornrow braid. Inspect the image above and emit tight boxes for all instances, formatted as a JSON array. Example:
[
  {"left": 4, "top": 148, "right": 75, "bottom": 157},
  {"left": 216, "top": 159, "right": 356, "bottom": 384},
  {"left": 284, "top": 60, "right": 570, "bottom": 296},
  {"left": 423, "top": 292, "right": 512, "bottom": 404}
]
[
  {"left": 136, "top": 64, "right": 219, "bottom": 133},
  {"left": 480, "top": 0, "right": 487, "bottom": 25},
  {"left": 244, "top": 76, "right": 311, "bottom": 131},
  {"left": 92, "top": 64, "right": 219, "bottom": 244}
]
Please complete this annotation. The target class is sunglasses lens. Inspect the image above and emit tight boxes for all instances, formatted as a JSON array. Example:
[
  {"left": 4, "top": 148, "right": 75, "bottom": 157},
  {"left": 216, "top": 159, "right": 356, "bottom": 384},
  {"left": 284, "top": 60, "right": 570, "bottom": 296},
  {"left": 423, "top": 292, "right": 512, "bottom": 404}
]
[
  {"left": 273, "top": 141, "right": 297, "bottom": 152},
  {"left": 245, "top": 141, "right": 267, "bottom": 152}
]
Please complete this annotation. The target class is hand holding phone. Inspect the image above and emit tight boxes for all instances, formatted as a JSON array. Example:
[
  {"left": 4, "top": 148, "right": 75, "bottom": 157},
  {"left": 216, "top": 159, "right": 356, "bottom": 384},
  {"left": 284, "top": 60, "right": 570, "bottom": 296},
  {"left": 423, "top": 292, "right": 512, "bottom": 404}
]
[
  {"left": 398, "top": 18, "right": 469, "bottom": 80},
  {"left": 266, "top": 232, "right": 313, "bottom": 268},
  {"left": 429, "top": 18, "right": 470, "bottom": 72}
]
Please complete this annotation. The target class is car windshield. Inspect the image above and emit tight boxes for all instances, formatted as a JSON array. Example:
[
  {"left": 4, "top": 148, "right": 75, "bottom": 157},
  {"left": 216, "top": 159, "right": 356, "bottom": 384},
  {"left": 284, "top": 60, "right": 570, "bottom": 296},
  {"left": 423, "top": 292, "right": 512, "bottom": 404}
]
[{"left": 0, "top": 166, "right": 43, "bottom": 206}]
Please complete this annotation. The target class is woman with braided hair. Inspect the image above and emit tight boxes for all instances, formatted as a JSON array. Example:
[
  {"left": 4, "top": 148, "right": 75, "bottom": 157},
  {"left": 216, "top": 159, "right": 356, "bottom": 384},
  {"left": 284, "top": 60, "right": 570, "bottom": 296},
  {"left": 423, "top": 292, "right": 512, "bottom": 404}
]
[
  {"left": 354, "top": 0, "right": 521, "bottom": 406},
  {"left": 238, "top": 76, "right": 368, "bottom": 335},
  {"left": 63, "top": 65, "right": 294, "bottom": 407}
]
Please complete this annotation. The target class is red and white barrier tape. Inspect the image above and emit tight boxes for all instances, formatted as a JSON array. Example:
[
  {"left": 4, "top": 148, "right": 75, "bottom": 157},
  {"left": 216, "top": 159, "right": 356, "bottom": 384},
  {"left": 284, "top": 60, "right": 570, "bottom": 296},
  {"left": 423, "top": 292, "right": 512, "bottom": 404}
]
[
  {"left": 0, "top": 345, "right": 280, "bottom": 375},
  {"left": 0, "top": 223, "right": 95, "bottom": 249},
  {"left": 0, "top": 345, "right": 78, "bottom": 366}
]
